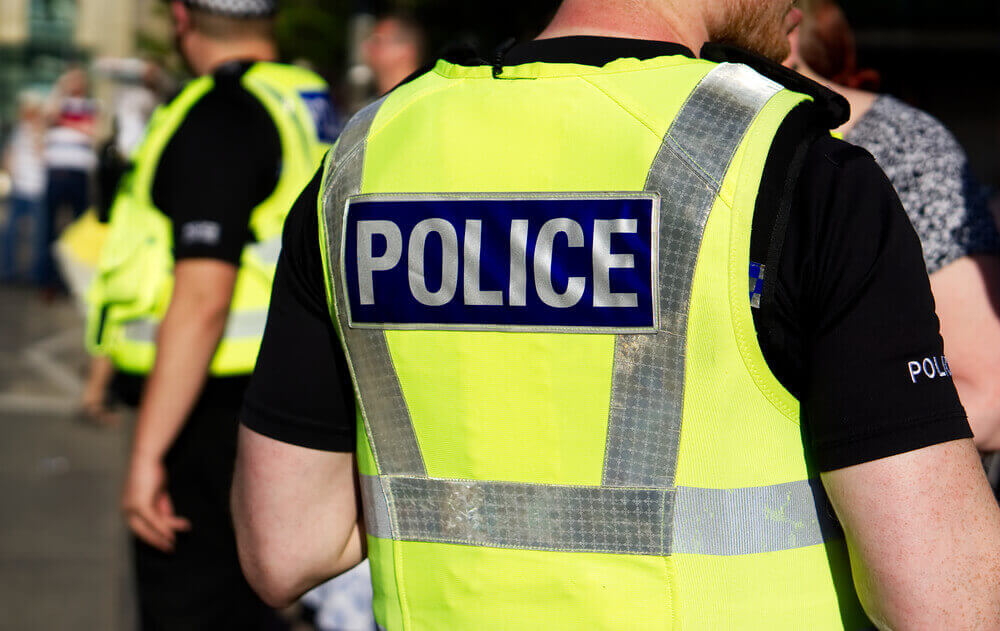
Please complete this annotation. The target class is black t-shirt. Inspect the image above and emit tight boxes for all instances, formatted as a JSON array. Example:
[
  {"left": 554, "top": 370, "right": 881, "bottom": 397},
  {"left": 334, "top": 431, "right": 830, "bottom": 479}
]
[
  {"left": 241, "top": 38, "right": 970, "bottom": 471},
  {"left": 112, "top": 60, "right": 281, "bottom": 409}
]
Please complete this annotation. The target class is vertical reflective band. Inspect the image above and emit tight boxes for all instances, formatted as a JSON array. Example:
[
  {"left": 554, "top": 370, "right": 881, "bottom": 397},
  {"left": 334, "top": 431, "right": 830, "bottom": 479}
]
[
  {"left": 321, "top": 98, "right": 427, "bottom": 477},
  {"left": 361, "top": 475, "right": 840, "bottom": 556},
  {"left": 603, "top": 64, "right": 783, "bottom": 495}
]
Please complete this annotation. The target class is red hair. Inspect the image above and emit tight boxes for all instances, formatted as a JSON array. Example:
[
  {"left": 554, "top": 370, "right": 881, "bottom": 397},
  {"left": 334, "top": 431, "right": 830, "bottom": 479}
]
[{"left": 800, "top": 0, "right": 881, "bottom": 91}]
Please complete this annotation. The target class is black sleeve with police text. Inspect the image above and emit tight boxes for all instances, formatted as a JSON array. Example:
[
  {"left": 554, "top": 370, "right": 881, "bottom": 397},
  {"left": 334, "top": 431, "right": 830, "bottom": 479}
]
[
  {"left": 761, "top": 137, "right": 971, "bottom": 471},
  {"left": 152, "top": 72, "right": 281, "bottom": 264},
  {"left": 240, "top": 168, "right": 357, "bottom": 451}
]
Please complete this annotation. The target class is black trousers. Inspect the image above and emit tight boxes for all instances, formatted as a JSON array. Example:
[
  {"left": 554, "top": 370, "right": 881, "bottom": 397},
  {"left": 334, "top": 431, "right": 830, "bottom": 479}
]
[
  {"left": 132, "top": 402, "right": 285, "bottom": 631},
  {"left": 42, "top": 168, "right": 89, "bottom": 288}
]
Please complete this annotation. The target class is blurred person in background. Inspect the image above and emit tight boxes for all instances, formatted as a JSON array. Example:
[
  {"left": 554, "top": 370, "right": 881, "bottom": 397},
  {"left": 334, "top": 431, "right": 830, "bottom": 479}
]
[
  {"left": 92, "top": 57, "right": 175, "bottom": 162},
  {"left": 362, "top": 11, "right": 426, "bottom": 96},
  {"left": 78, "top": 60, "right": 171, "bottom": 428},
  {"left": 84, "top": 0, "right": 334, "bottom": 627},
  {"left": 787, "top": 0, "right": 1000, "bottom": 453},
  {"left": 2, "top": 92, "right": 47, "bottom": 283},
  {"left": 42, "top": 66, "right": 98, "bottom": 294}
]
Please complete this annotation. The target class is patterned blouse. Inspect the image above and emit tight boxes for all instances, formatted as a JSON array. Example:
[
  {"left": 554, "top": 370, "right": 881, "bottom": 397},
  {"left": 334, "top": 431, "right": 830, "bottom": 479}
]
[{"left": 846, "top": 95, "right": 1000, "bottom": 274}]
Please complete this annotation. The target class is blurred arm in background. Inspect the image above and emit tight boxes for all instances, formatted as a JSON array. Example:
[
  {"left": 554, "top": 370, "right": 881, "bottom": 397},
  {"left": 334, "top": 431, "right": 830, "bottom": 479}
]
[
  {"left": 931, "top": 255, "right": 1000, "bottom": 451},
  {"left": 121, "top": 260, "right": 235, "bottom": 551}
]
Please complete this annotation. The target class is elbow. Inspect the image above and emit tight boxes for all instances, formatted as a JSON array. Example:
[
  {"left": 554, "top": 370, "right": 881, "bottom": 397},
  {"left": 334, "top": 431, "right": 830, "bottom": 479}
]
[
  {"left": 231, "top": 489, "right": 307, "bottom": 609},
  {"left": 245, "top": 566, "right": 301, "bottom": 610},
  {"left": 235, "top": 536, "right": 307, "bottom": 609},
  {"left": 855, "top": 553, "right": 1000, "bottom": 630}
]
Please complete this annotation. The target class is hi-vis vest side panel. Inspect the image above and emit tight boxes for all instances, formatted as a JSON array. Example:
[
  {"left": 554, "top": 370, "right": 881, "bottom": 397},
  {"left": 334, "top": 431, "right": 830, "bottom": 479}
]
[
  {"left": 87, "top": 63, "right": 332, "bottom": 376},
  {"left": 319, "top": 57, "right": 870, "bottom": 630}
]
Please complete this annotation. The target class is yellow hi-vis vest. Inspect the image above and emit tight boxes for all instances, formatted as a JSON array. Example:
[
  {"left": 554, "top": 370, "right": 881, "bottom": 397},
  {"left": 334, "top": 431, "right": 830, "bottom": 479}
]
[
  {"left": 86, "top": 62, "right": 331, "bottom": 376},
  {"left": 319, "top": 54, "right": 872, "bottom": 630}
]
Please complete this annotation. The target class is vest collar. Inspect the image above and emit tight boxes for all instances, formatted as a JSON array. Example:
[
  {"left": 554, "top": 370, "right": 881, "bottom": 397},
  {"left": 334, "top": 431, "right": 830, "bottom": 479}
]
[{"left": 503, "top": 36, "right": 695, "bottom": 68}]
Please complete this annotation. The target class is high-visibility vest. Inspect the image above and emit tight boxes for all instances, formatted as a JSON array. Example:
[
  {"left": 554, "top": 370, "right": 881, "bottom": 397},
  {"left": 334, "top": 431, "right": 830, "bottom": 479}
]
[
  {"left": 320, "top": 54, "right": 872, "bottom": 630},
  {"left": 86, "top": 62, "right": 331, "bottom": 376}
]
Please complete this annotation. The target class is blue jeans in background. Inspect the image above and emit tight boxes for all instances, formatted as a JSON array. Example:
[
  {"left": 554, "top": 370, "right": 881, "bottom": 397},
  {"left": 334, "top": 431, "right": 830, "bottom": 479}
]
[{"left": 1, "top": 194, "right": 46, "bottom": 283}]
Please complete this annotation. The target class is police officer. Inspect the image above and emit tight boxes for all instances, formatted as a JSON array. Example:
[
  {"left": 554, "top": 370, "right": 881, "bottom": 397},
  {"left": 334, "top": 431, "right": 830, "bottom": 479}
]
[
  {"left": 232, "top": 0, "right": 1000, "bottom": 628},
  {"left": 86, "top": 0, "right": 334, "bottom": 628}
]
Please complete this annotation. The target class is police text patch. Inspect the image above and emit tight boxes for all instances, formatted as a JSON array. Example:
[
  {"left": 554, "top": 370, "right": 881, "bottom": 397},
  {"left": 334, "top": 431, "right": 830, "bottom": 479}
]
[{"left": 340, "top": 194, "right": 659, "bottom": 332}]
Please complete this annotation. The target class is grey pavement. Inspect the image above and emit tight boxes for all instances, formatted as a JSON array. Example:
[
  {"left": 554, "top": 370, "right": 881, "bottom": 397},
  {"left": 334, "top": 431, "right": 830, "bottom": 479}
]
[{"left": 0, "top": 285, "right": 134, "bottom": 631}]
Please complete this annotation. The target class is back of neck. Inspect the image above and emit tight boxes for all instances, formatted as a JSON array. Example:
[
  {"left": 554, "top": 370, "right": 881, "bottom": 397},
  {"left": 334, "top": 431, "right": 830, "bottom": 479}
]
[
  {"left": 537, "top": 0, "right": 709, "bottom": 55},
  {"left": 196, "top": 40, "right": 278, "bottom": 76}
]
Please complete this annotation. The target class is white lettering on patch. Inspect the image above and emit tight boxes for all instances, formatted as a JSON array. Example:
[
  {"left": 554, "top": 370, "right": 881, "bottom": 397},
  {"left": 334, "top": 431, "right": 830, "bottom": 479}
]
[
  {"left": 908, "top": 355, "right": 952, "bottom": 383},
  {"left": 181, "top": 221, "right": 221, "bottom": 246}
]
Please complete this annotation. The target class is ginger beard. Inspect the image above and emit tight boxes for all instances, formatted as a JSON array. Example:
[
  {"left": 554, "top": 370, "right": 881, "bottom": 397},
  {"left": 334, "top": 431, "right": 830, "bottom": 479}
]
[{"left": 711, "top": 0, "right": 801, "bottom": 63}]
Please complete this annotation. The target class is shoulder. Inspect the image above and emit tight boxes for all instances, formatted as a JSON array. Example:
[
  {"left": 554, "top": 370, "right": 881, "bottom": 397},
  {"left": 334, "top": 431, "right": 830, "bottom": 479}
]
[
  {"left": 174, "top": 62, "right": 278, "bottom": 143},
  {"left": 796, "top": 135, "right": 897, "bottom": 239},
  {"left": 701, "top": 43, "right": 850, "bottom": 130}
]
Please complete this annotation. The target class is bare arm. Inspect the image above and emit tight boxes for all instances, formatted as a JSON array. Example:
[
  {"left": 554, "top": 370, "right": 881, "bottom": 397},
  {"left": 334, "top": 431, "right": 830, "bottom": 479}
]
[
  {"left": 81, "top": 355, "right": 120, "bottom": 426},
  {"left": 931, "top": 255, "right": 1000, "bottom": 451},
  {"left": 822, "top": 439, "right": 1000, "bottom": 629},
  {"left": 121, "top": 259, "right": 237, "bottom": 551},
  {"left": 232, "top": 425, "right": 364, "bottom": 608}
]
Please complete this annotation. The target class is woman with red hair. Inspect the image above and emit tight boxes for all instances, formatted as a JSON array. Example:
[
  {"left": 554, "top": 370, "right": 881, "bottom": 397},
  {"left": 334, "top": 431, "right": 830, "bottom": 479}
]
[{"left": 788, "top": 0, "right": 1000, "bottom": 455}]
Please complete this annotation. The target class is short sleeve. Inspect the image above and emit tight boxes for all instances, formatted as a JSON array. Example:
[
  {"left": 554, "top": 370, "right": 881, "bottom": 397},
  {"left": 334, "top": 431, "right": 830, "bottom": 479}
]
[
  {"left": 770, "top": 137, "right": 972, "bottom": 472},
  {"left": 153, "top": 78, "right": 281, "bottom": 264},
  {"left": 240, "top": 167, "right": 358, "bottom": 451}
]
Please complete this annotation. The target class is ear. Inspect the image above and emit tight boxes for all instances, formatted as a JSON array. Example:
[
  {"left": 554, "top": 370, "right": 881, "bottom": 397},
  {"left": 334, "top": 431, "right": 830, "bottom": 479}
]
[
  {"left": 783, "top": 27, "right": 801, "bottom": 68},
  {"left": 171, "top": 1, "right": 191, "bottom": 37}
]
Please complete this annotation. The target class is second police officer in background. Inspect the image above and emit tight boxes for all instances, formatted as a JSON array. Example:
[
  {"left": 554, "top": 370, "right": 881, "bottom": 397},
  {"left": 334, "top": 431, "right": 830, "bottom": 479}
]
[
  {"left": 232, "top": 0, "right": 1000, "bottom": 629},
  {"left": 86, "top": 0, "right": 334, "bottom": 628}
]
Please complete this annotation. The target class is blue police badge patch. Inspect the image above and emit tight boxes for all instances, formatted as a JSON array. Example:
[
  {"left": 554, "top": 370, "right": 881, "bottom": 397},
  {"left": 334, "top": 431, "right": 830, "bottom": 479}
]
[
  {"left": 298, "top": 90, "right": 341, "bottom": 144},
  {"left": 341, "top": 194, "right": 660, "bottom": 333}
]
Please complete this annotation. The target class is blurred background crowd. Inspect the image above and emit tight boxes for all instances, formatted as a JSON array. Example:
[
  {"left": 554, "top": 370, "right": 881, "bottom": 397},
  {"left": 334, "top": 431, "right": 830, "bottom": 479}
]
[
  {"left": 1, "top": 0, "right": 999, "bottom": 293},
  {"left": 0, "top": 0, "right": 998, "bottom": 630}
]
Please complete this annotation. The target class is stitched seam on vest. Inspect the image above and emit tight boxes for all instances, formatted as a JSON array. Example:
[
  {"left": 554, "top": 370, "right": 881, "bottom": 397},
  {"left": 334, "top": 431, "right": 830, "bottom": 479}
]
[{"left": 577, "top": 76, "right": 666, "bottom": 140}]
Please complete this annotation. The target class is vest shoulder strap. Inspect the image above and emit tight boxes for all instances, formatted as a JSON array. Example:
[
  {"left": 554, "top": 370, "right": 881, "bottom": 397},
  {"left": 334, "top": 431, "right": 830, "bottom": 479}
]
[{"left": 701, "top": 43, "right": 849, "bottom": 129}]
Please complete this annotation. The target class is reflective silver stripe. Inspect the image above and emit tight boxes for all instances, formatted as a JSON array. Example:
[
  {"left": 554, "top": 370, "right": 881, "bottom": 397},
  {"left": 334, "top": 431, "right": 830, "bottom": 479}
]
[
  {"left": 122, "top": 309, "right": 269, "bottom": 343},
  {"left": 246, "top": 236, "right": 282, "bottom": 266},
  {"left": 603, "top": 64, "right": 783, "bottom": 491},
  {"left": 672, "top": 480, "right": 840, "bottom": 556},
  {"left": 321, "top": 99, "right": 427, "bottom": 477},
  {"left": 361, "top": 475, "right": 839, "bottom": 556},
  {"left": 362, "top": 475, "right": 672, "bottom": 554}
]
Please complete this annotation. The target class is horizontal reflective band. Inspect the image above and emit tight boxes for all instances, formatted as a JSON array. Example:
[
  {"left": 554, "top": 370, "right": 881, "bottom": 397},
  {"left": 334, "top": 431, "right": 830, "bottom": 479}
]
[
  {"left": 363, "top": 475, "right": 670, "bottom": 554},
  {"left": 361, "top": 475, "right": 840, "bottom": 556},
  {"left": 122, "top": 309, "right": 269, "bottom": 343},
  {"left": 246, "top": 236, "right": 282, "bottom": 266},
  {"left": 672, "top": 480, "right": 840, "bottom": 555}
]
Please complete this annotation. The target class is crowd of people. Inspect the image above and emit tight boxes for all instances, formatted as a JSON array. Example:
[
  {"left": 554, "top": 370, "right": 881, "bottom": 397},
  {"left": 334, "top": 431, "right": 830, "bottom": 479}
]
[{"left": 2, "top": 0, "right": 999, "bottom": 629}]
